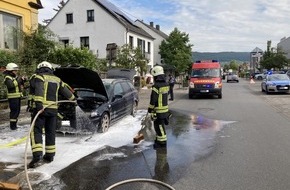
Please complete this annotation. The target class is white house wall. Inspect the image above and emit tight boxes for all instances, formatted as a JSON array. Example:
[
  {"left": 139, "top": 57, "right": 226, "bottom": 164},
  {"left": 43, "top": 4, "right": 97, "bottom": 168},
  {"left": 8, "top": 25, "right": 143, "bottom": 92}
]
[
  {"left": 135, "top": 21, "right": 164, "bottom": 66},
  {"left": 277, "top": 37, "right": 290, "bottom": 60},
  {"left": 47, "top": 0, "right": 126, "bottom": 58},
  {"left": 126, "top": 31, "right": 154, "bottom": 70}
]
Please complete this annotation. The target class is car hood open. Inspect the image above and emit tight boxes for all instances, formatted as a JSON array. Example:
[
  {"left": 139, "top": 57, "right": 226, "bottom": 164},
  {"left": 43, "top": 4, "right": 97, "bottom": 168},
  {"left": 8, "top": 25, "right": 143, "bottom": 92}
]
[{"left": 54, "top": 66, "right": 108, "bottom": 99}]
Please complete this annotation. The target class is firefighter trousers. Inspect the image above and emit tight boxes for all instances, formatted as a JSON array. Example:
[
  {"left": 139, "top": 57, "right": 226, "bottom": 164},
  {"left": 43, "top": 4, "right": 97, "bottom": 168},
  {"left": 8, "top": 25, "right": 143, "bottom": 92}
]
[
  {"left": 153, "top": 119, "right": 167, "bottom": 144},
  {"left": 8, "top": 98, "right": 21, "bottom": 130},
  {"left": 30, "top": 111, "right": 57, "bottom": 158}
]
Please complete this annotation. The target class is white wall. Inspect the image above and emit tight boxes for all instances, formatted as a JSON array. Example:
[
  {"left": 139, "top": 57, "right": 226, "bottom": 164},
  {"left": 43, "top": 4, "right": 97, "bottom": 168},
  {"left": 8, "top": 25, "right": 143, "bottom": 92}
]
[
  {"left": 277, "top": 37, "right": 290, "bottom": 60},
  {"left": 126, "top": 31, "right": 154, "bottom": 70},
  {"left": 135, "top": 21, "right": 165, "bottom": 66},
  {"left": 47, "top": 0, "right": 125, "bottom": 58}
]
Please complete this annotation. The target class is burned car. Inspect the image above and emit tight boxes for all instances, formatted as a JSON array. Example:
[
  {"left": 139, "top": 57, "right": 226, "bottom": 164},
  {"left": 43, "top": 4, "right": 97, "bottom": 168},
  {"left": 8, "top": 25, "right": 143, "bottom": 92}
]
[{"left": 54, "top": 66, "right": 139, "bottom": 133}]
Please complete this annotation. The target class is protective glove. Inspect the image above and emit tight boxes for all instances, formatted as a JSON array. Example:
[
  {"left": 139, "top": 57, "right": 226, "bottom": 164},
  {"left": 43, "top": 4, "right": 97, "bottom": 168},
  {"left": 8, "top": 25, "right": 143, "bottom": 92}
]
[{"left": 151, "top": 112, "right": 157, "bottom": 121}]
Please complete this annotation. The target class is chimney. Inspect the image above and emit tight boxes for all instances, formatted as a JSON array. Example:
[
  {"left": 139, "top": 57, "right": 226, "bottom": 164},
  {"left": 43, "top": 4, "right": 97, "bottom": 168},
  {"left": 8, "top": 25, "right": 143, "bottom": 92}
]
[
  {"left": 150, "top": 22, "right": 154, "bottom": 27},
  {"left": 156, "top": 25, "right": 160, "bottom": 30}
]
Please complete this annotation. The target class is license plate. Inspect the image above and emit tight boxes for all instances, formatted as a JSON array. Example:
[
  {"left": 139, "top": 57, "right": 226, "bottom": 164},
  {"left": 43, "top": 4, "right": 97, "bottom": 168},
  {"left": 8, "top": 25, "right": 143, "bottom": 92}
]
[
  {"left": 200, "top": 90, "right": 209, "bottom": 93},
  {"left": 279, "top": 87, "right": 288, "bottom": 89}
]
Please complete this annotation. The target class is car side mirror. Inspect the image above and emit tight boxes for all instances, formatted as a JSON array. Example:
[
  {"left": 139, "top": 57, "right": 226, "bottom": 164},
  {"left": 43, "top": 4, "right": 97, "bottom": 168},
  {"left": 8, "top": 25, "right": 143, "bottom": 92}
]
[{"left": 113, "top": 94, "right": 123, "bottom": 101}]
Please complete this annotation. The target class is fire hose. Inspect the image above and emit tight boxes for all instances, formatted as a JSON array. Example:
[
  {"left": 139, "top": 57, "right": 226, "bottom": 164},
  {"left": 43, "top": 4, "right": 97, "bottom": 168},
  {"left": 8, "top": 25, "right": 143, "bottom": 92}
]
[{"left": 24, "top": 100, "right": 76, "bottom": 190}]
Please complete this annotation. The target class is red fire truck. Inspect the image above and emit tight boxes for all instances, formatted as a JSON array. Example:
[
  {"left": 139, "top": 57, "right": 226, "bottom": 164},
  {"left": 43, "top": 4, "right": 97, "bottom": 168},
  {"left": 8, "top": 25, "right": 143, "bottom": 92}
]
[{"left": 188, "top": 60, "right": 222, "bottom": 99}]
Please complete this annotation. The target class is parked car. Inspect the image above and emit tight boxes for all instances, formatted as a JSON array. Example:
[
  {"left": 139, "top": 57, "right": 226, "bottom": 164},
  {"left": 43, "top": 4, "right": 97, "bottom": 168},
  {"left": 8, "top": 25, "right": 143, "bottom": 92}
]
[
  {"left": 286, "top": 70, "right": 290, "bottom": 78},
  {"left": 226, "top": 72, "right": 239, "bottom": 83},
  {"left": 261, "top": 74, "right": 290, "bottom": 94},
  {"left": 254, "top": 73, "right": 267, "bottom": 80},
  {"left": 54, "top": 66, "right": 139, "bottom": 133}
]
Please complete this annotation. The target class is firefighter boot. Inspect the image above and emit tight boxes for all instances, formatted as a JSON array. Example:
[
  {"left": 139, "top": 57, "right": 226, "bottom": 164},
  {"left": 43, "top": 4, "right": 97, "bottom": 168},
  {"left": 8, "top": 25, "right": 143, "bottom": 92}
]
[
  {"left": 43, "top": 154, "right": 54, "bottom": 163},
  {"left": 10, "top": 121, "right": 17, "bottom": 130},
  {"left": 28, "top": 156, "right": 42, "bottom": 168}
]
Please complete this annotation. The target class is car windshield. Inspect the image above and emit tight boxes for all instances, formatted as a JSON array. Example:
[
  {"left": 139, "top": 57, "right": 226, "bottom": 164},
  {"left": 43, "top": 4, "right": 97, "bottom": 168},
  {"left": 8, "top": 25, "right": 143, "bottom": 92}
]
[
  {"left": 191, "top": 68, "right": 220, "bottom": 78},
  {"left": 268, "top": 74, "right": 289, "bottom": 81}
]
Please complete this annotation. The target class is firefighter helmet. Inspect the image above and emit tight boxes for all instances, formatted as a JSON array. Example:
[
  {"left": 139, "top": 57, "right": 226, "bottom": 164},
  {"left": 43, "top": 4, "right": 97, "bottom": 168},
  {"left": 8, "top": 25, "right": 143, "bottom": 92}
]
[
  {"left": 37, "top": 61, "right": 53, "bottom": 70},
  {"left": 6, "top": 63, "right": 19, "bottom": 71},
  {"left": 151, "top": 65, "right": 164, "bottom": 76}
]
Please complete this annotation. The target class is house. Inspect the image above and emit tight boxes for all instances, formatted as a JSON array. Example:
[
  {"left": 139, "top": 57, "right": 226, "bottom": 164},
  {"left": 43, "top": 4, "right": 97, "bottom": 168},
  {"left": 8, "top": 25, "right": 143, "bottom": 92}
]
[
  {"left": 47, "top": 0, "right": 155, "bottom": 70},
  {"left": 135, "top": 20, "right": 168, "bottom": 66},
  {"left": 277, "top": 36, "right": 290, "bottom": 60},
  {"left": 0, "top": 0, "right": 43, "bottom": 50},
  {"left": 250, "top": 47, "right": 263, "bottom": 73}
]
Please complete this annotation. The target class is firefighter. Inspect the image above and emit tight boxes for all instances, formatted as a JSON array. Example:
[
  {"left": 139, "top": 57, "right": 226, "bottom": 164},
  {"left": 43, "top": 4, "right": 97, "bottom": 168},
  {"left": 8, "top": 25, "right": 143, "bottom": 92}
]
[
  {"left": 26, "top": 69, "right": 38, "bottom": 117},
  {"left": 3, "top": 63, "right": 26, "bottom": 130},
  {"left": 148, "top": 65, "right": 170, "bottom": 149},
  {"left": 28, "top": 61, "right": 75, "bottom": 168}
]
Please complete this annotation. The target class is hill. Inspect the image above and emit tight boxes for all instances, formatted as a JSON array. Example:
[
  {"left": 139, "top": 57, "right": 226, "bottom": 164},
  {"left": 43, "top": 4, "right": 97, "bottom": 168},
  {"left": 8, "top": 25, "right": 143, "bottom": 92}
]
[{"left": 192, "top": 52, "right": 251, "bottom": 63}]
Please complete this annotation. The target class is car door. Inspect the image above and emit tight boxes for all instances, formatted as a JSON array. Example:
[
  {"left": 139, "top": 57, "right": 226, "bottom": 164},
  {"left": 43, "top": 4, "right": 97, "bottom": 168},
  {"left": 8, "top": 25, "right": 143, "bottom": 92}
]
[
  {"left": 120, "top": 81, "right": 134, "bottom": 114},
  {"left": 110, "top": 82, "right": 126, "bottom": 122}
]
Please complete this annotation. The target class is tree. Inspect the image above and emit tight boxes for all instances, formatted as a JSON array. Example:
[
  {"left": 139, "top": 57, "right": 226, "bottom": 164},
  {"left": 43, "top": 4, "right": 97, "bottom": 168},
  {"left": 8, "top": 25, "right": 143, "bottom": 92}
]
[
  {"left": 159, "top": 27, "right": 193, "bottom": 75},
  {"left": 17, "top": 24, "right": 56, "bottom": 74},
  {"left": 229, "top": 60, "right": 239, "bottom": 71},
  {"left": 48, "top": 46, "right": 99, "bottom": 70},
  {"left": 0, "top": 50, "right": 19, "bottom": 68},
  {"left": 260, "top": 48, "right": 289, "bottom": 70},
  {"left": 115, "top": 44, "right": 148, "bottom": 74}
]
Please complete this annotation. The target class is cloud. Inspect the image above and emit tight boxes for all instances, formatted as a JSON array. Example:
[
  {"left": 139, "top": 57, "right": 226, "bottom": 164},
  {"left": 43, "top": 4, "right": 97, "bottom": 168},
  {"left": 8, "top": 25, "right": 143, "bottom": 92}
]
[{"left": 38, "top": 0, "right": 290, "bottom": 52}]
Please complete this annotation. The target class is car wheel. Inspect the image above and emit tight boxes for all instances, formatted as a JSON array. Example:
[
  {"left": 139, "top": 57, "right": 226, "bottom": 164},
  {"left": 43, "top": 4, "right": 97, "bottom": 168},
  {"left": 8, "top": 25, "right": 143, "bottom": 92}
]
[
  {"left": 218, "top": 93, "right": 222, "bottom": 99},
  {"left": 131, "top": 101, "right": 137, "bottom": 117},
  {"left": 227, "top": 80, "right": 229, "bottom": 83},
  {"left": 261, "top": 87, "right": 265, "bottom": 92},
  {"left": 258, "top": 76, "right": 262, "bottom": 80},
  {"left": 98, "top": 112, "right": 110, "bottom": 133}
]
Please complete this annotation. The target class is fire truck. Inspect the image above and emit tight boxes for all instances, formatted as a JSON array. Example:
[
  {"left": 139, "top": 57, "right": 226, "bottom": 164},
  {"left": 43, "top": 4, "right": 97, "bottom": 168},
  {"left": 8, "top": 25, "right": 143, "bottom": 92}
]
[{"left": 188, "top": 60, "right": 222, "bottom": 99}]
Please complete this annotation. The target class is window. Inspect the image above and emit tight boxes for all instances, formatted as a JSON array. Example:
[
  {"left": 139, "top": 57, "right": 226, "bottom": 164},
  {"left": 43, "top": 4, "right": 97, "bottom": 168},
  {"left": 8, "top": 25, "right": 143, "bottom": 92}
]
[
  {"left": 87, "top": 10, "right": 94, "bottom": 22},
  {"left": 121, "top": 82, "right": 131, "bottom": 93},
  {"left": 147, "top": 42, "right": 151, "bottom": 53},
  {"left": 0, "top": 13, "right": 21, "bottom": 50},
  {"left": 66, "top": 13, "right": 73, "bottom": 24},
  {"left": 80, "top": 37, "right": 89, "bottom": 49},
  {"left": 60, "top": 39, "right": 69, "bottom": 47},
  {"left": 137, "top": 38, "right": 145, "bottom": 54},
  {"left": 114, "top": 83, "right": 124, "bottom": 96},
  {"left": 129, "top": 36, "right": 133, "bottom": 48}
]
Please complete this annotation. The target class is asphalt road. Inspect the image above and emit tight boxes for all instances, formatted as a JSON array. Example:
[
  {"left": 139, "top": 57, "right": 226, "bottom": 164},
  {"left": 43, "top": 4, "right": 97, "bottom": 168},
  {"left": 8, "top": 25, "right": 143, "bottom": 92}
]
[
  {"left": 2, "top": 79, "right": 290, "bottom": 190},
  {"left": 171, "top": 79, "right": 290, "bottom": 190}
]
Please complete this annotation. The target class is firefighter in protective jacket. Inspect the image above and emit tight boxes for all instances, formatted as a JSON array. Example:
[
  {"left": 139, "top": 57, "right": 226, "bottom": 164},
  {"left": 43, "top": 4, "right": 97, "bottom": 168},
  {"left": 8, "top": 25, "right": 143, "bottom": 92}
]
[
  {"left": 148, "top": 65, "right": 170, "bottom": 148},
  {"left": 3, "top": 63, "right": 26, "bottom": 130},
  {"left": 28, "top": 61, "right": 75, "bottom": 168}
]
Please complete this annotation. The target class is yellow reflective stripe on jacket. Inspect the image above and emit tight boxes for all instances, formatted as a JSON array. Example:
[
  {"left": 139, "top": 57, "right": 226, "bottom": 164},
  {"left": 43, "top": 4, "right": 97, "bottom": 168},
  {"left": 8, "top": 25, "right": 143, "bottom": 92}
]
[
  {"left": 34, "top": 74, "right": 61, "bottom": 109},
  {"left": 5, "top": 75, "right": 22, "bottom": 98},
  {"left": 43, "top": 75, "right": 60, "bottom": 109},
  {"left": 151, "top": 86, "right": 169, "bottom": 113}
]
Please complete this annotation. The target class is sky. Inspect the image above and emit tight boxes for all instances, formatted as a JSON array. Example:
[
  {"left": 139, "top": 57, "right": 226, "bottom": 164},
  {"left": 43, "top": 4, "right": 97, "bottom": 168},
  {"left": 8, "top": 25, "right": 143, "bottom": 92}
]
[
  {"left": 0, "top": 109, "right": 151, "bottom": 186},
  {"left": 38, "top": 0, "right": 290, "bottom": 52}
]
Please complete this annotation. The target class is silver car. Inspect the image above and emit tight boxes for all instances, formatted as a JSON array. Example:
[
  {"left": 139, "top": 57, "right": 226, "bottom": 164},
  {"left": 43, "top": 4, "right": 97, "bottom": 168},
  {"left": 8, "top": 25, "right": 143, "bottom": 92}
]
[
  {"left": 226, "top": 72, "right": 239, "bottom": 83},
  {"left": 261, "top": 74, "right": 290, "bottom": 94}
]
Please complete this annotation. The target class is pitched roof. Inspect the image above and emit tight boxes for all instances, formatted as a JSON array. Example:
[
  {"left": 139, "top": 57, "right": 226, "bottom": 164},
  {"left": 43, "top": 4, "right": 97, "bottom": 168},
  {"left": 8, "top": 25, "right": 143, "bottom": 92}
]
[
  {"left": 94, "top": 0, "right": 153, "bottom": 39},
  {"left": 136, "top": 20, "right": 168, "bottom": 39},
  {"left": 251, "top": 47, "right": 263, "bottom": 53}
]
